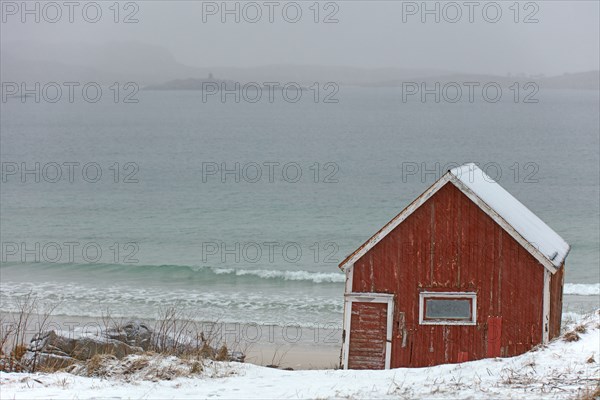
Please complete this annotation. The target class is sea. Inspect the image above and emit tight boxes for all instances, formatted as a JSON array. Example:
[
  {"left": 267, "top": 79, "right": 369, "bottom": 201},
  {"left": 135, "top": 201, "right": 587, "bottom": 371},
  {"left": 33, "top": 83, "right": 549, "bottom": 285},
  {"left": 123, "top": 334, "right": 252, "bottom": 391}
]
[{"left": 1, "top": 87, "right": 599, "bottom": 339}]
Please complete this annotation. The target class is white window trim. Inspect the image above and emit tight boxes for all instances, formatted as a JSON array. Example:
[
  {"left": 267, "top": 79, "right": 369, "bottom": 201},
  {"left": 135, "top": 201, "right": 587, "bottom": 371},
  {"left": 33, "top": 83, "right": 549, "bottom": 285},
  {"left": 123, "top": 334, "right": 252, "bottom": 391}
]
[
  {"left": 542, "top": 269, "right": 551, "bottom": 344},
  {"left": 419, "top": 291, "right": 477, "bottom": 326}
]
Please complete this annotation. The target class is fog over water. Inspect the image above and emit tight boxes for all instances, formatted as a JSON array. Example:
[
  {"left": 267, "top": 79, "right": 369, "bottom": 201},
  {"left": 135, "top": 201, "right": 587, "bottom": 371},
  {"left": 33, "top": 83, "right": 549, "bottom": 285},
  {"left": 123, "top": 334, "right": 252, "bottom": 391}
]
[
  {"left": 1, "top": 1, "right": 599, "bottom": 327},
  {"left": 2, "top": 1, "right": 599, "bottom": 80}
]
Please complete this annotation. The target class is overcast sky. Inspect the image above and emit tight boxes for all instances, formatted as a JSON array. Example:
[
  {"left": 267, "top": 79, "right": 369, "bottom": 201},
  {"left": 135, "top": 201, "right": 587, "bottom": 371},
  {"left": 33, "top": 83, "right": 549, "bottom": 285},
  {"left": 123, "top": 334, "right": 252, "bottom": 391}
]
[{"left": 2, "top": 1, "right": 599, "bottom": 75}]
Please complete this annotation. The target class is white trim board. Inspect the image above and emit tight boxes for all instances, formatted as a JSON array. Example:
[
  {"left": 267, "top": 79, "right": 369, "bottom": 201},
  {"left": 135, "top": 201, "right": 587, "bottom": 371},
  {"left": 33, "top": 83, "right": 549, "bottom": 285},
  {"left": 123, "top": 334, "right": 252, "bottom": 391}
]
[
  {"left": 341, "top": 264, "right": 354, "bottom": 369},
  {"left": 342, "top": 292, "right": 394, "bottom": 370},
  {"left": 542, "top": 270, "right": 551, "bottom": 344}
]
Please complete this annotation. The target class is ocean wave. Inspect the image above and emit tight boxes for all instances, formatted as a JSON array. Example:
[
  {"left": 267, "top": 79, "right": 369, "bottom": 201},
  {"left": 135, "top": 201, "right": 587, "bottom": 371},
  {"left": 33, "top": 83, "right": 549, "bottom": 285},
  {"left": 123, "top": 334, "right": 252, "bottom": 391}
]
[
  {"left": 563, "top": 283, "right": 600, "bottom": 296},
  {"left": 212, "top": 267, "right": 346, "bottom": 283},
  {"left": 0, "top": 262, "right": 345, "bottom": 285},
  {"left": 0, "top": 279, "right": 345, "bottom": 327}
]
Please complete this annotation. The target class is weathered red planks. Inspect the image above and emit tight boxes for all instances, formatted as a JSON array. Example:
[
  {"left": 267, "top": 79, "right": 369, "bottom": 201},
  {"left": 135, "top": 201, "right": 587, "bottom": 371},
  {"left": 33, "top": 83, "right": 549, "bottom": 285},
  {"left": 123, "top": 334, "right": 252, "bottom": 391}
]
[
  {"left": 487, "top": 317, "right": 502, "bottom": 357},
  {"left": 351, "top": 182, "right": 549, "bottom": 368},
  {"left": 347, "top": 302, "right": 387, "bottom": 369}
]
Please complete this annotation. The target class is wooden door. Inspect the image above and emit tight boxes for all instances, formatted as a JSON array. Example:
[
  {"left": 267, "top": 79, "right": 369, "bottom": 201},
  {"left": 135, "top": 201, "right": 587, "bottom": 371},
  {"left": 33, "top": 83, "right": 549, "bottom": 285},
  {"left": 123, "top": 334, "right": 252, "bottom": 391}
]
[{"left": 347, "top": 301, "right": 389, "bottom": 369}]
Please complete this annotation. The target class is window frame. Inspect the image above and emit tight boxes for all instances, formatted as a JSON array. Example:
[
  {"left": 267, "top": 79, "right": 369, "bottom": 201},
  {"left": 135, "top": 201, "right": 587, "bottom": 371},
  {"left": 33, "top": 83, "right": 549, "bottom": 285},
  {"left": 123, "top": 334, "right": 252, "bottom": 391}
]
[{"left": 419, "top": 291, "right": 477, "bottom": 326}]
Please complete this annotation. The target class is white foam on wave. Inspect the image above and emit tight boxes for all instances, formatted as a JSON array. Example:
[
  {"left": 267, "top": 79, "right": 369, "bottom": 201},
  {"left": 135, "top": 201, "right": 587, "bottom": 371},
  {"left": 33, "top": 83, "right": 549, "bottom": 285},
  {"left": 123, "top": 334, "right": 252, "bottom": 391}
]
[
  {"left": 212, "top": 268, "right": 235, "bottom": 275},
  {"left": 0, "top": 280, "right": 345, "bottom": 327},
  {"left": 563, "top": 283, "right": 600, "bottom": 296},
  {"left": 211, "top": 267, "right": 346, "bottom": 283}
]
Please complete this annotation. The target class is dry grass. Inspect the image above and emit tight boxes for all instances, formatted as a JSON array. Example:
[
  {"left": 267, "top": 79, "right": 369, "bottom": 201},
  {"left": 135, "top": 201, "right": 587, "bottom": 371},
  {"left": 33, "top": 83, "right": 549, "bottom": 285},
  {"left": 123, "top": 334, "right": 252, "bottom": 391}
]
[
  {"left": 563, "top": 331, "right": 581, "bottom": 342},
  {"left": 190, "top": 360, "right": 203, "bottom": 374},
  {"left": 72, "top": 353, "right": 219, "bottom": 381},
  {"left": 574, "top": 324, "right": 588, "bottom": 334},
  {"left": 85, "top": 354, "right": 116, "bottom": 376},
  {"left": 575, "top": 384, "right": 600, "bottom": 400},
  {"left": 267, "top": 344, "right": 291, "bottom": 369},
  {"left": 215, "top": 344, "right": 229, "bottom": 361},
  {"left": 12, "top": 344, "right": 27, "bottom": 360},
  {"left": 200, "top": 342, "right": 215, "bottom": 359},
  {"left": 1, "top": 293, "right": 246, "bottom": 377},
  {"left": 36, "top": 356, "right": 77, "bottom": 373},
  {"left": 152, "top": 304, "right": 196, "bottom": 354},
  {"left": 1, "top": 292, "right": 62, "bottom": 372}
]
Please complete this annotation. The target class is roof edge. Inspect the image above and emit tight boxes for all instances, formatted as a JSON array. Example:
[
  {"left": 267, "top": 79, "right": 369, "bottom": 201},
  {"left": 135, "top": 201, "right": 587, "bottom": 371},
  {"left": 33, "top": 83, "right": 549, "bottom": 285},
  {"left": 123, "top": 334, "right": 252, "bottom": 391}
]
[
  {"left": 448, "top": 176, "right": 559, "bottom": 274},
  {"left": 338, "top": 173, "right": 452, "bottom": 271},
  {"left": 339, "top": 170, "right": 567, "bottom": 274}
]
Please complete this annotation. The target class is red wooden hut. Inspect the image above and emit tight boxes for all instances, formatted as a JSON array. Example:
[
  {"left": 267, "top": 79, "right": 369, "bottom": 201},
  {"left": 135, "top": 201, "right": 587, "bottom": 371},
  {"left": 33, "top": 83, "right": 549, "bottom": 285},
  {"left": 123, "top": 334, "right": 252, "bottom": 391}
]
[{"left": 339, "top": 163, "right": 570, "bottom": 369}]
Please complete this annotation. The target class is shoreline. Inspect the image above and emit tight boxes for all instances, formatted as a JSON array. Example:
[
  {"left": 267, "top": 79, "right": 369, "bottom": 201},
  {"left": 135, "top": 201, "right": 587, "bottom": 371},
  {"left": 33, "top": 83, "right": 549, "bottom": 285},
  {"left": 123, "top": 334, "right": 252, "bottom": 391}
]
[
  {"left": 0, "top": 313, "right": 341, "bottom": 370},
  {"left": 1, "top": 294, "right": 596, "bottom": 371}
]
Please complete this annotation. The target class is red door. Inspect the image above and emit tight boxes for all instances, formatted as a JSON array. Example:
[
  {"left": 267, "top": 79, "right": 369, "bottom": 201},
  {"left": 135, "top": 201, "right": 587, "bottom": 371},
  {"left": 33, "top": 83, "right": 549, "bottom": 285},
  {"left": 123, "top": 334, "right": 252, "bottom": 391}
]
[{"left": 347, "top": 302, "right": 389, "bottom": 369}]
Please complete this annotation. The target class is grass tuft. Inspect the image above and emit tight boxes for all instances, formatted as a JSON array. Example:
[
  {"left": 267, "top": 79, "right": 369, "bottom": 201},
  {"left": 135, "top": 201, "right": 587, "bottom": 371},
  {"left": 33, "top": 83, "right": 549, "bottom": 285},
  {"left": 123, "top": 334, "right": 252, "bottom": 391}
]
[
  {"left": 563, "top": 331, "right": 580, "bottom": 342},
  {"left": 574, "top": 324, "right": 587, "bottom": 334},
  {"left": 576, "top": 385, "right": 600, "bottom": 400},
  {"left": 215, "top": 345, "right": 228, "bottom": 361}
]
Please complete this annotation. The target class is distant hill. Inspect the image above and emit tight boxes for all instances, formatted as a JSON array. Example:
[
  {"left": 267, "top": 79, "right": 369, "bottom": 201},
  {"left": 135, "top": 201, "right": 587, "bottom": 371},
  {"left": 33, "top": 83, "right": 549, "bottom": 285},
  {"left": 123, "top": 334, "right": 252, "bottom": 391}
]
[
  {"left": 144, "top": 75, "right": 237, "bottom": 90},
  {"left": 2, "top": 40, "right": 597, "bottom": 90},
  {"left": 2, "top": 41, "right": 451, "bottom": 86},
  {"left": 146, "top": 71, "right": 599, "bottom": 92},
  {"left": 144, "top": 76, "right": 309, "bottom": 91},
  {"left": 538, "top": 71, "right": 599, "bottom": 90},
  {"left": 363, "top": 71, "right": 599, "bottom": 91}
]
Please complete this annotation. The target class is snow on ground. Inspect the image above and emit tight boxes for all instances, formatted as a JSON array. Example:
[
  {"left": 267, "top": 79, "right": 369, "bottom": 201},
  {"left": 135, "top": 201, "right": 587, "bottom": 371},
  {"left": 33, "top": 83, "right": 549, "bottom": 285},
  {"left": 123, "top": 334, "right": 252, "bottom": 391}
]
[{"left": 1, "top": 311, "right": 599, "bottom": 400}]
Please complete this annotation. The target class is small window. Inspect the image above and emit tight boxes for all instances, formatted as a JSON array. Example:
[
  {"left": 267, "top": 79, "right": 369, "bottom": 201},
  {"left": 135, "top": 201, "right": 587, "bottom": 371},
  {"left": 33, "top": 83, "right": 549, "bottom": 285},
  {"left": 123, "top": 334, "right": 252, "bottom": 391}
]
[{"left": 419, "top": 292, "right": 477, "bottom": 325}]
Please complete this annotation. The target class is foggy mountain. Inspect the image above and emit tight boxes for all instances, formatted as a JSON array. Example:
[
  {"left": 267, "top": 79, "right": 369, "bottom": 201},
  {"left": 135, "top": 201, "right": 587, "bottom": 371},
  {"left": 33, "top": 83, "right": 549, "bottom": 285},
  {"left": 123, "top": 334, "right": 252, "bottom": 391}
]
[
  {"left": 1, "top": 41, "right": 452, "bottom": 85},
  {"left": 2, "top": 41, "right": 598, "bottom": 90},
  {"left": 363, "top": 72, "right": 600, "bottom": 90}
]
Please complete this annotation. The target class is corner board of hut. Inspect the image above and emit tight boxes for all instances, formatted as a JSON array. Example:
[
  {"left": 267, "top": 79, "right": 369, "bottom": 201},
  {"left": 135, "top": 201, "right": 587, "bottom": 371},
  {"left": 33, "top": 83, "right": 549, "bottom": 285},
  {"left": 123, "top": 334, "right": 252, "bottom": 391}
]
[{"left": 339, "top": 163, "right": 570, "bottom": 370}]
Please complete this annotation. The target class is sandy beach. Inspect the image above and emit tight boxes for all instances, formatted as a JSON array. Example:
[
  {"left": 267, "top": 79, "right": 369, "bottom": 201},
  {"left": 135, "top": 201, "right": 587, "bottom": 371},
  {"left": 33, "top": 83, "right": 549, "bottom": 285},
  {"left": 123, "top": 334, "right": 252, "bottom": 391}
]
[{"left": 0, "top": 312, "right": 341, "bottom": 370}]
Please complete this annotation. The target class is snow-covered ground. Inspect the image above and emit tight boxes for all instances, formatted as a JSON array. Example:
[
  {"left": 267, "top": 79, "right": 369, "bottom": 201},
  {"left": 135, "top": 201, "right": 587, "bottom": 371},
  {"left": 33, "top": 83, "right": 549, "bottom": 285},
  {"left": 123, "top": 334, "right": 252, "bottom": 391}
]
[{"left": 1, "top": 311, "right": 598, "bottom": 400}]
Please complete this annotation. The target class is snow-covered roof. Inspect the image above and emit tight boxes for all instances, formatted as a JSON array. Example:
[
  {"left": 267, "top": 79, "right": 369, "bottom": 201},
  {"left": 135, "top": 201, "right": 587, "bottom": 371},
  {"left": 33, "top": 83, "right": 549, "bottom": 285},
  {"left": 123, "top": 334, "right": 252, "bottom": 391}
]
[
  {"left": 449, "top": 163, "right": 570, "bottom": 269},
  {"left": 339, "top": 163, "right": 570, "bottom": 273}
]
